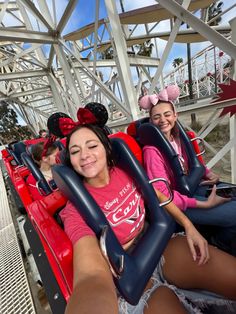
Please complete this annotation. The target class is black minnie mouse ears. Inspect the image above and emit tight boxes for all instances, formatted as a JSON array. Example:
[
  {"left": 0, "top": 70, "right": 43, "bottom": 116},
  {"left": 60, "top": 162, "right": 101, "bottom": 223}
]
[
  {"left": 47, "top": 112, "right": 70, "bottom": 138},
  {"left": 47, "top": 104, "right": 109, "bottom": 138},
  {"left": 85, "top": 102, "right": 108, "bottom": 127}
]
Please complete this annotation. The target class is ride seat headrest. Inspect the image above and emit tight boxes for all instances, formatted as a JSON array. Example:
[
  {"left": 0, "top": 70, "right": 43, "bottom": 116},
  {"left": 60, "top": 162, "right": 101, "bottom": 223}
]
[
  {"left": 55, "top": 149, "right": 66, "bottom": 164},
  {"left": 21, "top": 152, "right": 53, "bottom": 196},
  {"left": 109, "top": 132, "right": 143, "bottom": 164},
  {"left": 54, "top": 140, "right": 65, "bottom": 150},
  {"left": 12, "top": 141, "right": 27, "bottom": 164},
  {"left": 26, "top": 144, "right": 34, "bottom": 156},
  {"left": 126, "top": 118, "right": 149, "bottom": 145},
  {"left": 138, "top": 121, "right": 205, "bottom": 196}
]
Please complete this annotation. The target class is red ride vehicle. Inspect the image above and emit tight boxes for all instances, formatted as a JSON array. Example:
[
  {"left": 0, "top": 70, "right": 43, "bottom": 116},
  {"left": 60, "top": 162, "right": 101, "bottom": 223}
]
[
  {"left": 1, "top": 129, "right": 206, "bottom": 313},
  {"left": 1, "top": 132, "right": 144, "bottom": 313}
]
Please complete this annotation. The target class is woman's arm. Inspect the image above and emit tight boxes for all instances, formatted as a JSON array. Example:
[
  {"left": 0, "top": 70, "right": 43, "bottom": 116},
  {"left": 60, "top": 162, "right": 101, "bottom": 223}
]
[
  {"left": 155, "top": 189, "right": 194, "bottom": 228},
  {"left": 66, "top": 236, "right": 118, "bottom": 314},
  {"left": 200, "top": 169, "right": 220, "bottom": 186},
  {"left": 196, "top": 185, "right": 230, "bottom": 209},
  {"left": 144, "top": 147, "right": 228, "bottom": 210},
  {"left": 143, "top": 146, "right": 196, "bottom": 210},
  {"left": 155, "top": 189, "right": 209, "bottom": 265}
]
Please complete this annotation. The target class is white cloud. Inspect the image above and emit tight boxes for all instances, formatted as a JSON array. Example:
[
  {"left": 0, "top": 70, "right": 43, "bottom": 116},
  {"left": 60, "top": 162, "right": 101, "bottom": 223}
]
[{"left": 115, "top": 0, "right": 156, "bottom": 12}]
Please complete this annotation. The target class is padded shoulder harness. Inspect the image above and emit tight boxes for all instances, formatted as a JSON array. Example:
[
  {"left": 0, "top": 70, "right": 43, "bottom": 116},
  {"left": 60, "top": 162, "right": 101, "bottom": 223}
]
[
  {"left": 21, "top": 152, "right": 52, "bottom": 196},
  {"left": 139, "top": 120, "right": 205, "bottom": 196}
]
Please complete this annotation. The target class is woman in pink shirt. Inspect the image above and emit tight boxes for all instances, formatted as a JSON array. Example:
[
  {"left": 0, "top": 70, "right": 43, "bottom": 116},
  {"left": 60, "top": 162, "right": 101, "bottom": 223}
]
[
  {"left": 140, "top": 85, "right": 236, "bottom": 255},
  {"left": 60, "top": 124, "right": 236, "bottom": 314}
]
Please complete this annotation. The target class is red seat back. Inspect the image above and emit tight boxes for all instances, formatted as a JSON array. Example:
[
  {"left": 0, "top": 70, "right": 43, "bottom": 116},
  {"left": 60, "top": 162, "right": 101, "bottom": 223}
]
[{"left": 109, "top": 132, "right": 143, "bottom": 164}]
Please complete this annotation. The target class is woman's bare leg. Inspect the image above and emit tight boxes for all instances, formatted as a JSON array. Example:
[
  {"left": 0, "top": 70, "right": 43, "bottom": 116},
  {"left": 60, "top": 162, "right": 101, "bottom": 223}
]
[
  {"left": 144, "top": 286, "right": 187, "bottom": 314},
  {"left": 163, "top": 236, "right": 236, "bottom": 300}
]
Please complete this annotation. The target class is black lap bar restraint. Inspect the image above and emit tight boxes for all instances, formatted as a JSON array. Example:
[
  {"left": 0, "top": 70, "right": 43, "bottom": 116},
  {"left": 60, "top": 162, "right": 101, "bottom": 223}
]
[{"left": 52, "top": 138, "right": 175, "bottom": 305}]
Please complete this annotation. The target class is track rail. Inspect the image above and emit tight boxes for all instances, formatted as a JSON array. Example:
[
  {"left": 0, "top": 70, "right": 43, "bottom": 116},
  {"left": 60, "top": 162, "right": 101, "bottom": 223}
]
[{"left": 0, "top": 167, "right": 36, "bottom": 314}]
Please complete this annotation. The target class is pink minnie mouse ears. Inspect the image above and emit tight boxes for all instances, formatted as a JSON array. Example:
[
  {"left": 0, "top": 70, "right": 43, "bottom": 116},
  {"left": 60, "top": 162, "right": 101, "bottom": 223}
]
[{"left": 139, "top": 85, "right": 180, "bottom": 110}]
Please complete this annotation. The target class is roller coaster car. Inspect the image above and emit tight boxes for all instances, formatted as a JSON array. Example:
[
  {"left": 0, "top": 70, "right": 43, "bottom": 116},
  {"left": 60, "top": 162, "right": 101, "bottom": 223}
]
[
  {"left": 2, "top": 138, "right": 71, "bottom": 313},
  {"left": 2, "top": 130, "right": 235, "bottom": 313},
  {"left": 2, "top": 138, "right": 65, "bottom": 211},
  {"left": 2, "top": 132, "right": 175, "bottom": 313}
]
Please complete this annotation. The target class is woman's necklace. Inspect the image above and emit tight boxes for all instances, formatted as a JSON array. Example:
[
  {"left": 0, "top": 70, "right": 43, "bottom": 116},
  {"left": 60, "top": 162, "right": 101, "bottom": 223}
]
[{"left": 170, "top": 137, "right": 188, "bottom": 175}]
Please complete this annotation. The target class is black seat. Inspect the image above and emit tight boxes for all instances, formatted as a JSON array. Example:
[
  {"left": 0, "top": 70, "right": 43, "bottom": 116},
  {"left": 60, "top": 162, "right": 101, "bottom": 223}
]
[
  {"left": 54, "top": 140, "right": 65, "bottom": 150},
  {"left": 12, "top": 141, "right": 26, "bottom": 165},
  {"left": 26, "top": 144, "right": 34, "bottom": 156},
  {"left": 138, "top": 120, "right": 205, "bottom": 196},
  {"left": 52, "top": 137, "right": 175, "bottom": 305},
  {"left": 21, "top": 152, "right": 53, "bottom": 196},
  {"left": 6, "top": 147, "right": 20, "bottom": 165}
]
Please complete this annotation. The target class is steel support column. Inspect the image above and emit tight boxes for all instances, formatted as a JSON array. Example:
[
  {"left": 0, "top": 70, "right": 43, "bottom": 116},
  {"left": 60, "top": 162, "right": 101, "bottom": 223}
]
[
  {"left": 150, "top": 0, "right": 191, "bottom": 93},
  {"left": 54, "top": 43, "right": 82, "bottom": 118},
  {"left": 47, "top": 73, "right": 66, "bottom": 113},
  {"left": 104, "top": 0, "right": 139, "bottom": 120},
  {"left": 156, "top": 0, "right": 236, "bottom": 60}
]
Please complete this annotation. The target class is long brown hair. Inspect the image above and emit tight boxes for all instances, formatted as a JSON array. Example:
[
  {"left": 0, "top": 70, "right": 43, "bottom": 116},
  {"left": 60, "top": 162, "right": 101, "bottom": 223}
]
[{"left": 31, "top": 142, "right": 58, "bottom": 166}]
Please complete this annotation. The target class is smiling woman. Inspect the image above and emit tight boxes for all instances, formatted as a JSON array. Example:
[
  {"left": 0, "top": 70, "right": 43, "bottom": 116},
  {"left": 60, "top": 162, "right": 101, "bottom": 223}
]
[
  {"left": 58, "top": 123, "right": 236, "bottom": 314},
  {"left": 26, "top": 141, "right": 59, "bottom": 201},
  {"left": 140, "top": 84, "right": 236, "bottom": 256},
  {"left": 68, "top": 127, "right": 110, "bottom": 186}
]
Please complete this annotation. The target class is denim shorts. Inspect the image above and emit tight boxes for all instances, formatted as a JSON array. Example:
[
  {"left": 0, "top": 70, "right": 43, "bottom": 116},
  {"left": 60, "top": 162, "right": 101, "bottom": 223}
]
[
  {"left": 118, "top": 234, "right": 236, "bottom": 314},
  {"left": 118, "top": 255, "right": 204, "bottom": 314}
]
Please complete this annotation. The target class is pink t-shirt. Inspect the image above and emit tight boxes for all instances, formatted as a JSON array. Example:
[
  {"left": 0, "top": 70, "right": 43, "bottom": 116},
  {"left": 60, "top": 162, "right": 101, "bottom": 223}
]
[
  {"left": 60, "top": 167, "right": 146, "bottom": 246},
  {"left": 143, "top": 145, "right": 197, "bottom": 211}
]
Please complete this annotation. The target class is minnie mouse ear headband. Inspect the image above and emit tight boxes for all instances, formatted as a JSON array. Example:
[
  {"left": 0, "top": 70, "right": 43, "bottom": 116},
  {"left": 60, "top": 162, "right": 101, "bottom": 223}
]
[
  {"left": 58, "top": 108, "right": 97, "bottom": 136},
  {"left": 85, "top": 102, "right": 108, "bottom": 127},
  {"left": 47, "top": 112, "right": 71, "bottom": 138},
  {"left": 50, "top": 102, "right": 109, "bottom": 137},
  {"left": 139, "top": 85, "right": 180, "bottom": 112}
]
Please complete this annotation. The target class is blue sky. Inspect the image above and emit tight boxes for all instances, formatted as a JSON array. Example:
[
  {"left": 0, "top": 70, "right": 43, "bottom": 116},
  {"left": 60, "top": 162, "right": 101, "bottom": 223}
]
[
  {"left": 16, "top": 0, "right": 236, "bottom": 124},
  {"left": 60, "top": 0, "right": 235, "bottom": 72},
  {"left": 21, "top": 0, "right": 234, "bottom": 69}
]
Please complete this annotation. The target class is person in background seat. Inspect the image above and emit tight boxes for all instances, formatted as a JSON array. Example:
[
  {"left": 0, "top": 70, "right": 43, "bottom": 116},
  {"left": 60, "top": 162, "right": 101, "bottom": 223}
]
[
  {"left": 140, "top": 84, "right": 236, "bottom": 256},
  {"left": 27, "top": 141, "right": 59, "bottom": 201},
  {"left": 38, "top": 129, "right": 48, "bottom": 138}
]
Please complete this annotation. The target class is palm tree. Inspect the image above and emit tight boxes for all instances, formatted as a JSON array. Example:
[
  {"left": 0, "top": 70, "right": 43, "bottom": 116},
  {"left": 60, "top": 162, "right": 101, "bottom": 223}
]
[
  {"left": 172, "top": 57, "right": 183, "bottom": 68},
  {"left": 100, "top": 47, "right": 114, "bottom": 60},
  {"left": 136, "top": 40, "right": 154, "bottom": 57}
]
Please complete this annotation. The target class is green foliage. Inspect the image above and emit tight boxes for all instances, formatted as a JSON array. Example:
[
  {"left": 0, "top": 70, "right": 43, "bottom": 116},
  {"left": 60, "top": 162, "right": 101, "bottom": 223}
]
[
  {"left": 172, "top": 57, "right": 183, "bottom": 68},
  {"left": 0, "top": 102, "right": 18, "bottom": 133},
  {"left": 205, "top": 124, "right": 229, "bottom": 144},
  {"left": 100, "top": 47, "right": 114, "bottom": 60},
  {"left": 135, "top": 40, "right": 154, "bottom": 57},
  {"left": 0, "top": 102, "right": 33, "bottom": 144},
  {"left": 190, "top": 120, "right": 202, "bottom": 131}
]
